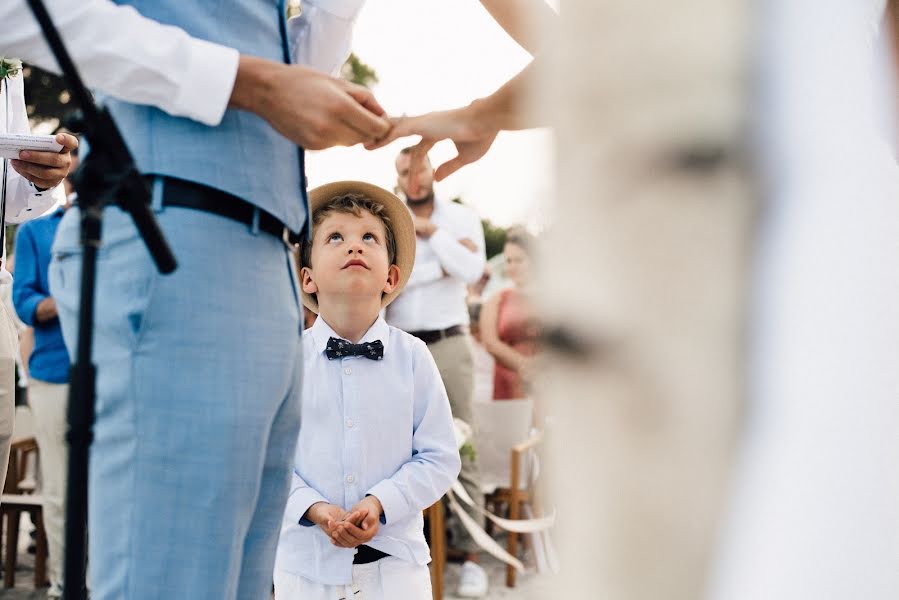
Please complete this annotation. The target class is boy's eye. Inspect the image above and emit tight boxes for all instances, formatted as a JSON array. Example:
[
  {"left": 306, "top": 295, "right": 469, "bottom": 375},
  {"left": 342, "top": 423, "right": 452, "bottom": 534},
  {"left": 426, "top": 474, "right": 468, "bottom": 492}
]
[
  {"left": 328, "top": 232, "right": 343, "bottom": 242},
  {"left": 363, "top": 232, "right": 377, "bottom": 242}
]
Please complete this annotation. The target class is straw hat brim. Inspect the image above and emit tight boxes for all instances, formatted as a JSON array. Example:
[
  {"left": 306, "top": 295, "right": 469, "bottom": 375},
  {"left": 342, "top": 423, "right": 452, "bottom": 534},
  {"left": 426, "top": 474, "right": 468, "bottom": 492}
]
[{"left": 301, "top": 181, "right": 416, "bottom": 314}]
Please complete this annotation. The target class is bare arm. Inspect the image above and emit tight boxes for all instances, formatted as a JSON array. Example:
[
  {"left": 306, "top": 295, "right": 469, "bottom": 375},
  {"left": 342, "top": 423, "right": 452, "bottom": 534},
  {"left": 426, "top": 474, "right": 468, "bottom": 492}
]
[
  {"left": 480, "top": 291, "right": 529, "bottom": 372},
  {"left": 478, "top": 0, "right": 557, "bottom": 56},
  {"left": 369, "top": 54, "right": 546, "bottom": 184}
]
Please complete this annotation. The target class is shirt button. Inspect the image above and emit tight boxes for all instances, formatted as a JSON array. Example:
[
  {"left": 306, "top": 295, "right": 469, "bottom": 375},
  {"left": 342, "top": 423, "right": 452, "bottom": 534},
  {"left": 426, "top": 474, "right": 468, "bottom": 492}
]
[
  {"left": 344, "top": 367, "right": 352, "bottom": 375},
  {"left": 345, "top": 474, "right": 355, "bottom": 484},
  {"left": 345, "top": 419, "right": 354, "bottom": 428}
]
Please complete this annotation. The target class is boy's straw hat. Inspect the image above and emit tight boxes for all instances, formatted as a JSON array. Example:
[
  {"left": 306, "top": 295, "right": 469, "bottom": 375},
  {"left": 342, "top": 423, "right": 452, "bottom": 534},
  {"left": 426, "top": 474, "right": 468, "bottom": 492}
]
[{"left": 302, "top": 180, "right": 416, "bottom": 313}]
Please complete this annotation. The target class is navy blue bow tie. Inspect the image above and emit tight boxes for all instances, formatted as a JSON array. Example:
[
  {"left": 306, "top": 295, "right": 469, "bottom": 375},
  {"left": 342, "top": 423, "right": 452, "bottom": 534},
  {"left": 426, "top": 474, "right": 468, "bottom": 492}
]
[{"left": 326, "top": 337, "right": 384, "bottom": 361}]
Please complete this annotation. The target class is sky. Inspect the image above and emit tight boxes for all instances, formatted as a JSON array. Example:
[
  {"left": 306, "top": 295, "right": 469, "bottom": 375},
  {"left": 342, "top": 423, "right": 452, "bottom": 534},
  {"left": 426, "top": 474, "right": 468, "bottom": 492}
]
[{"left": 304, "top": 0, "right": 555, "bottom": 229}]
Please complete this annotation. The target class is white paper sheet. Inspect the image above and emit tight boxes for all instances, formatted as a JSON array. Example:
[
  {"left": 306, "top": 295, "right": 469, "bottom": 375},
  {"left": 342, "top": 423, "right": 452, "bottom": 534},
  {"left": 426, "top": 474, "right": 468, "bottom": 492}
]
[{"left": 0, "top": 133, "right": 62, "bottom": 159}]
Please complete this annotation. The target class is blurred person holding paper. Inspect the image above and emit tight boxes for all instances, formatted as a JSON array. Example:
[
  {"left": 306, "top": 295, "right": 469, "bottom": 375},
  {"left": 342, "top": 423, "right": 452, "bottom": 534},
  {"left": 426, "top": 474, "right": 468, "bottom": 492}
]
[
  {"left": 1, "top": 59, "right": 77, "bottom": 221},
  {"left": 0, "top": 56, "right": 76, "bottom": 506}
]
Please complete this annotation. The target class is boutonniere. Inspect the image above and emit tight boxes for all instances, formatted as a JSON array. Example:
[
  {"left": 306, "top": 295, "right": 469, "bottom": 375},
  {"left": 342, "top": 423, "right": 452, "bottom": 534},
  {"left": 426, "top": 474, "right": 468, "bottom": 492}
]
[{"left": 0, "top": 58, "right": 23, "bottom": 83}]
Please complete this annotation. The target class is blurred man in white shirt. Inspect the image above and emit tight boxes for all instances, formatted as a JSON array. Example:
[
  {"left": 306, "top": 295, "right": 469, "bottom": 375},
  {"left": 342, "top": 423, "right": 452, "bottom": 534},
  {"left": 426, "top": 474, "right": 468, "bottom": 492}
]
[{"left": 386, "top": 147, "right": 490, "bottom": 598}]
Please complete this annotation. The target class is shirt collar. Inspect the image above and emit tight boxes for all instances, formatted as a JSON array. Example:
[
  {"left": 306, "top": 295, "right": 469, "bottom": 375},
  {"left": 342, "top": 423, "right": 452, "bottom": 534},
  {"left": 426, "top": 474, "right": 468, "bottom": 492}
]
[
  {"left": 405, "top": 195, "right": 443, "bottom": 220},
  {"left": 309, "top": 315, "right": 391, "bottom": 357}
]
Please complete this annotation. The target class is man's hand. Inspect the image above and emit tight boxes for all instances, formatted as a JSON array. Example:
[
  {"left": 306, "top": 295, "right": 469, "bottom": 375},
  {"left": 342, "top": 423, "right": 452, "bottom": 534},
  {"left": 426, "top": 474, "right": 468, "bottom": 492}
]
[
  {"left": 329, "top": 495, "right": 382, "bottom": 549},
  {"left": 10, "top": 133, "right": 79, "bottom": 190},
  {"left": 230, "top": 56, "right": 391, "bottom": 150},
  {"left": 366, "top": 104, "right": 499, "bottom": 184},
  {"left": 412, "top": 216, "right": 437, "bottom": 239},
  {"left": 34, "top": 297, "right": 57, "bottom": 324}
]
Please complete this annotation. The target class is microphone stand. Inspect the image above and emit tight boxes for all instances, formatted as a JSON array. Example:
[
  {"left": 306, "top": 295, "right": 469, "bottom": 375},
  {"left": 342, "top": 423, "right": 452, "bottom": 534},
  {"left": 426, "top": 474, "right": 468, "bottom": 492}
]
[{"left": 23, "top": 2, "right": 179, "bottom": 598}]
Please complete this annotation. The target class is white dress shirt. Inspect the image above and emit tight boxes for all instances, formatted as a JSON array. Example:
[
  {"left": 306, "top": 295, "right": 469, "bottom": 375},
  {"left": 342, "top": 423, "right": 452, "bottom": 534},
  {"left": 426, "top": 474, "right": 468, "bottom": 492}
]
[
  {"left": 386, "top": 199, "right": 487, "bottom": 332},
  {"left": 0, "top": 0, "right": 364, "bottom": 127},
  {"left": 275, "top": 316, "right": 461, "bottom": 585},
  {"left": 1, "top": 72, "right": 58, "bottom": 224}
]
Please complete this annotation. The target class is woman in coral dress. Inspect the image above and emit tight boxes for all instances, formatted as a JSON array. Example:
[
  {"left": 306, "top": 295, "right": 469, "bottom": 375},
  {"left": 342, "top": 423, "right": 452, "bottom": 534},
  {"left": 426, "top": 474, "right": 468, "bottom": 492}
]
[{"left": 479, "top": 230, "right": 539, "bottom": 400}]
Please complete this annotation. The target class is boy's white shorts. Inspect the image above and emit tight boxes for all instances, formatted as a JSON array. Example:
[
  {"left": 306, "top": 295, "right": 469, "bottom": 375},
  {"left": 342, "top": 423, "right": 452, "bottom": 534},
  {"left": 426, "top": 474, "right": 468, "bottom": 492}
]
[{"left": 274, "top": 557, "right": 433, "bottom": 600}]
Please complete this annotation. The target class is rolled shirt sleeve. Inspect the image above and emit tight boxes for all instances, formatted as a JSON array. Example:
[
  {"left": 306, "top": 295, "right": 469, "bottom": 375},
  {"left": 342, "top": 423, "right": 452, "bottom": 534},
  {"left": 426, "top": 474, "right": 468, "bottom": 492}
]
[
  {"left": 428, "top": 224, "right": 487, "bottom": 285},
  {"left": 287, "top": 0, "right": 365, "bottom": 75},
  {"left": 0, "top": 0, "right": 239, "bottom": 126}
]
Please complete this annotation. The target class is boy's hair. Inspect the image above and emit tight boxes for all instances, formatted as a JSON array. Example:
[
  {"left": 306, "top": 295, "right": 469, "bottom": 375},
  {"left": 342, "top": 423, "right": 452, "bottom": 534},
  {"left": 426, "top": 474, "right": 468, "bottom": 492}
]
[{"left": 300, "top": 193, "right": 398, "bottom": 269}]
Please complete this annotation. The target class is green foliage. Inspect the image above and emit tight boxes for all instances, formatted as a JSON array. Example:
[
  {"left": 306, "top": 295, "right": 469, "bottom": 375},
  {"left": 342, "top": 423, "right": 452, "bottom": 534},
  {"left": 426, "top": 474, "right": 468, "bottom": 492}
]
[
  {"left": 5, "top": 225, "right": 17, "bottom": 257},
  {"left": 459, "top": 441, "right": 477, "bottom": 462},
  {"left": 482, "top": 218, "right": 507, "bottom": 260},
  {"left": 341, "top": 53, "right": 379, "bottom": 88}
]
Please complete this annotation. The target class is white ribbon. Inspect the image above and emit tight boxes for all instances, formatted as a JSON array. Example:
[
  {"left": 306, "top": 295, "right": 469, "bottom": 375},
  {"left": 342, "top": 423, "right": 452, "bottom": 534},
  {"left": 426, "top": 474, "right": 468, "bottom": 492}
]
[{"left": 444, "top": 418, "right": 555, "bottom": 572}]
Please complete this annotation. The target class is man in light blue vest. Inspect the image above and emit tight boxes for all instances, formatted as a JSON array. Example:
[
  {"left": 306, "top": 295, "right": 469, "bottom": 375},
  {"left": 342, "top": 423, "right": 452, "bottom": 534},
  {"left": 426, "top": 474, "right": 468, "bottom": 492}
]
[
  {"left": 3, "top": 1, "right": 385, "bottom": 598},
  {"left": 1, "top": 0, "right": 558, "bottom": 597}
]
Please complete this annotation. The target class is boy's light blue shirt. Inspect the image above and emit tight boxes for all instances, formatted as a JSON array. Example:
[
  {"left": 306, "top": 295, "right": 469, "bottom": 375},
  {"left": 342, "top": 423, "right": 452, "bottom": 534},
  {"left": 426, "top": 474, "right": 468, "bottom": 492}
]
[{"left": 275, "top": 315, "right": 462, "bottom": 585}]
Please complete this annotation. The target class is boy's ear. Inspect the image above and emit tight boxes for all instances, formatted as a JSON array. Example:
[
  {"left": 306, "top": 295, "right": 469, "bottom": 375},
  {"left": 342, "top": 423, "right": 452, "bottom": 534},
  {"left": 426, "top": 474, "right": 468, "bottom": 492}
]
[
  {"left": 382, "top": 264, "right": 400, "bottom": 295},
  {"left": 301, "top": 266, "right": 318, "bottom": 295}
]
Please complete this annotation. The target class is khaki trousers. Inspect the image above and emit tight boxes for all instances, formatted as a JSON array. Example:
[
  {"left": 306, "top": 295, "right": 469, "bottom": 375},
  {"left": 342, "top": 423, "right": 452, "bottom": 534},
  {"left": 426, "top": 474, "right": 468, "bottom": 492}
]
[
  {"left": 29, "top": 378, "right": 69, "bottom": 597},
  {"left": 425, "top": 333, "right": 484, "bottom": 553}
]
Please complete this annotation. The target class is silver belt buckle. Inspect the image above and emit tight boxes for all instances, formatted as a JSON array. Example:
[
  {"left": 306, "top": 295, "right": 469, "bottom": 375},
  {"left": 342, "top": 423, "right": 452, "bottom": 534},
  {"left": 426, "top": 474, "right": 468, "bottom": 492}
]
[{"left": 281, "top": 226, "right": 296, "bottom": 249}]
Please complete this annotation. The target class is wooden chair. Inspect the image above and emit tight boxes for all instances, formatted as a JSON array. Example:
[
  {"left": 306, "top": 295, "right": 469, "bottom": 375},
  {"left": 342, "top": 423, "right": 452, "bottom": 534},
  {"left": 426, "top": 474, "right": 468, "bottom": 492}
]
[
  {"left": 1, "top": 437, "right": 49, "bottom": 588},
  {"left": 3, "top": 437, "right": 38, "bottom": 494},
  {"left": 424, "top": 500, "right": 445, "bottom": 600},
  {"left": 473, "top": 399, "right": 543, "bottom": 587},
  {"left": 2, "top": 493, "right": 47, "bottom": 588},
  {"left": 484, "top": 434, "right": 543, "bottom": 587}
]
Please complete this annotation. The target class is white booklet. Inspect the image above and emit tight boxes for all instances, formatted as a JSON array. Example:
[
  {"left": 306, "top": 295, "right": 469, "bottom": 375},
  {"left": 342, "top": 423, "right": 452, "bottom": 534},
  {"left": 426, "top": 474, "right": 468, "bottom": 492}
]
[{"left": 0, "top": 133, "right": 63, "bottom": 160}]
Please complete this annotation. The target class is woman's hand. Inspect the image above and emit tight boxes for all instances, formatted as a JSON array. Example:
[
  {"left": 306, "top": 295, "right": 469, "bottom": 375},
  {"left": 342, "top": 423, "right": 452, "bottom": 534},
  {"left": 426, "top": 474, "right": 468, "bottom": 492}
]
[{"left": 366, "top": 103, "right": 499, "bottom": 192}]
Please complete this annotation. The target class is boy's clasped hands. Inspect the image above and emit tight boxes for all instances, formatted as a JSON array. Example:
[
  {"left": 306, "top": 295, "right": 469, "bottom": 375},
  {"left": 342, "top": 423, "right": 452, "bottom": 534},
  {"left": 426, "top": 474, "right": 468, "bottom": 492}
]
[{"left": 305, "top": 496, "right": 384, "bottom": 548}]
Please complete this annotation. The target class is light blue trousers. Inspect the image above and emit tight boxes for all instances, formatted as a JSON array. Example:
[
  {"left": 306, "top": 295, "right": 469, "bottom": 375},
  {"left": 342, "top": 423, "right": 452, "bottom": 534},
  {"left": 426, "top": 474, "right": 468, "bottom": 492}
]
[{"left": 50, "top": 203, "right": 303, "bottom": 599}]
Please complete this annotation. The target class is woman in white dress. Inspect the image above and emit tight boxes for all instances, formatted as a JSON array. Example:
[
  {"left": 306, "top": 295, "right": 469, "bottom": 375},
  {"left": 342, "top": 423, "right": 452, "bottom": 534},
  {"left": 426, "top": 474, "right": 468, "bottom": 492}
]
[
  {"left": 710, "top": 2, "right": 899, "bottom": 598},
  {"left": 0, "top": 59, "right": 77, "bottom": 493}
]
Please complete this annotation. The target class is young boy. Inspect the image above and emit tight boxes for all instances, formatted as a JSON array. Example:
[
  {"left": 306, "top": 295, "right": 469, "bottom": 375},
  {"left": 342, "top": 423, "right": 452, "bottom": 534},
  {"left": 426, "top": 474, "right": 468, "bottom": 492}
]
[{"left": 274, "top": 181, "right": 462, "bottom": 599}]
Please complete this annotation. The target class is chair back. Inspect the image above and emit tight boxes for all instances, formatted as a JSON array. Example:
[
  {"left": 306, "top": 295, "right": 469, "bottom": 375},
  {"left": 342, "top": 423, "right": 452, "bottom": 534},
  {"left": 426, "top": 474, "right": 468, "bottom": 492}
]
[{"left": 473, "top": 399, "right": 534, "bottom": 494}]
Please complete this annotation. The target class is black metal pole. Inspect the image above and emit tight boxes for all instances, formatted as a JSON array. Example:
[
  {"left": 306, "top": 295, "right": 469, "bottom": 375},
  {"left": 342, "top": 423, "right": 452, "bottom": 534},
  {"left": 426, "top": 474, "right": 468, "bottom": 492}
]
[
  {"left": 22, "top": 2, "right": 179, "bottom": 598},
  {"left": 62, "top": 203, "right": 99, "bottom": 600}
]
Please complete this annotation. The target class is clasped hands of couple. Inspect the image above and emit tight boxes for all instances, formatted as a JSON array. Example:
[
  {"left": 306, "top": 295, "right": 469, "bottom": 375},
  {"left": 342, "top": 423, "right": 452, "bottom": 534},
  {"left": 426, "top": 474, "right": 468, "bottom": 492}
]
[
  {"left": 305, "top": 495, "right": 384, "bottom": 549},
  {"left": 15, "top": 58, "right": 499, "bottom": 197},
  {"left": 232, "top": 59, "right": 500, "bottom": 197}
]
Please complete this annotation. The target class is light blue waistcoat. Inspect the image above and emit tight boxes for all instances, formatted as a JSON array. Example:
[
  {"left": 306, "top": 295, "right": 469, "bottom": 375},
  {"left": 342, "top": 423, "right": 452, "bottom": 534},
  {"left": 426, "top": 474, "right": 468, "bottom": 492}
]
[{"left": 103, "top": 0, "right": 307, "bottom": 232}]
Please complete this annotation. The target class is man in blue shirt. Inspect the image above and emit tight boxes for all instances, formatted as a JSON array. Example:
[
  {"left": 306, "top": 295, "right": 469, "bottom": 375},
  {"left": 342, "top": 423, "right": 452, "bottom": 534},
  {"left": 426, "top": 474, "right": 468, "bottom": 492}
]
[{"left": 12, "top": 156, "right": 76, "bottom": 599}]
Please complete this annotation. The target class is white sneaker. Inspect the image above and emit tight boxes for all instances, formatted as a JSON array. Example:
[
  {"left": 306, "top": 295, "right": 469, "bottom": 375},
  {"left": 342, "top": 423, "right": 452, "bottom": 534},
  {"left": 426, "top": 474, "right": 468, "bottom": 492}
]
[{"left": 456, "top": 560, "right": 489, "bottom": 598}]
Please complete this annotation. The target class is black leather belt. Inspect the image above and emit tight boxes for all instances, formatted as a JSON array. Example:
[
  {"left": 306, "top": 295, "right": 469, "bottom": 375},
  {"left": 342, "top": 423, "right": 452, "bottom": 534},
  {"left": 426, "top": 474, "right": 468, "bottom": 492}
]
[
  {"left": 408, "top": 325, "right": 466, "bottom": 345},
  {"left": 353, "top": 544, "right": 390, "bottom": 564},
  {"left": 147, "top": 175, "right": 305, "bottom": 245}
]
